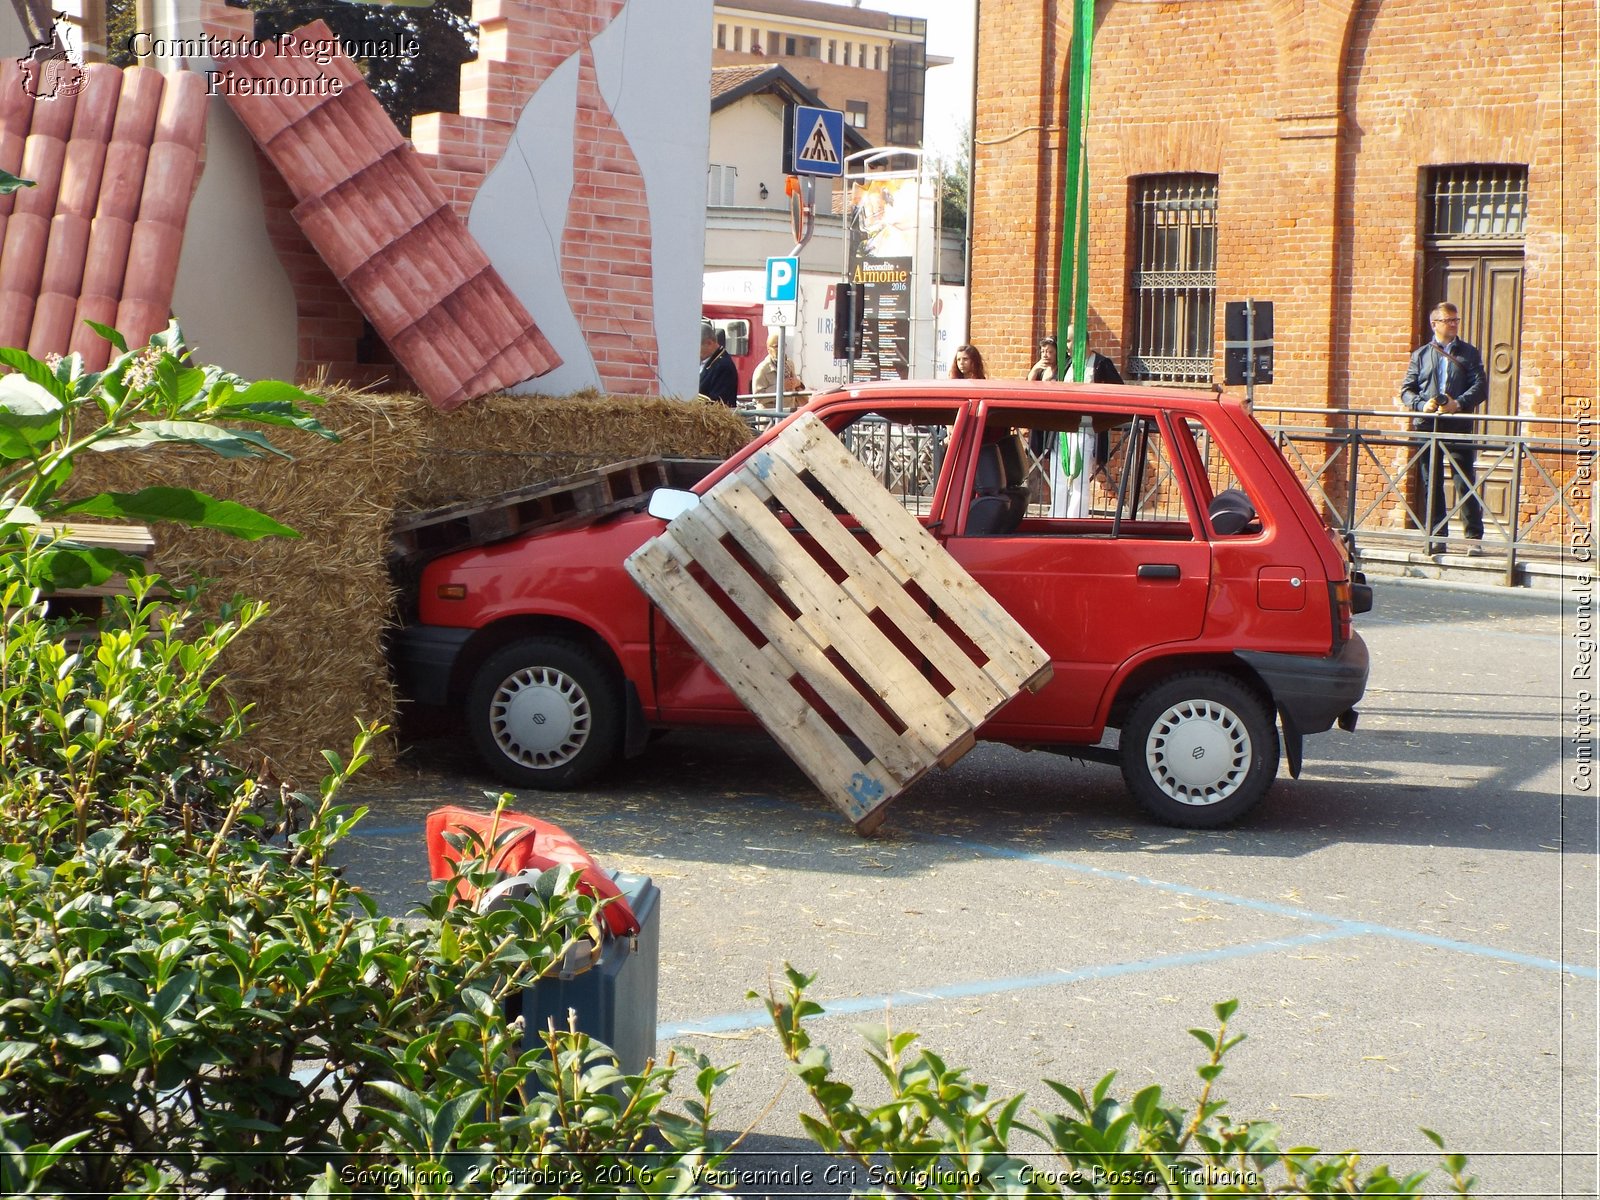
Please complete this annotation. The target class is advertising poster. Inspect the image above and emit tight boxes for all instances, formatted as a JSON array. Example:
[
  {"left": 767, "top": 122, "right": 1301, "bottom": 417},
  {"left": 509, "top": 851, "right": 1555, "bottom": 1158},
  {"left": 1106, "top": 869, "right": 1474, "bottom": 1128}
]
[
  {"left": 849, "top": 177, "right": 918, "bottom": 380},
  {"left": 851, "top": 257, "right": 911, "bottom": 381}
]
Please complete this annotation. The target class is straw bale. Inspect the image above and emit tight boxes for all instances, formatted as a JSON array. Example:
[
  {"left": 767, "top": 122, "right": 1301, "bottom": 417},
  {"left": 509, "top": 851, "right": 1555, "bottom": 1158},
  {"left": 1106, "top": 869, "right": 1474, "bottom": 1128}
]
[
  {"left": 398, "top": 391, "right": 751, "bottom": 510},
  {"left": 65, "top": 390, "right": 752, "bottom": 784}
]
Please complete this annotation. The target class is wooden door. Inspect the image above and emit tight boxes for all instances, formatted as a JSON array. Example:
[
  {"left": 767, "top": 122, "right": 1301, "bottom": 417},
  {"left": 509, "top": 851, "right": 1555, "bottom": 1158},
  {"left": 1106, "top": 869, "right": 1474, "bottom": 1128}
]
[{"left": 1423, "top": 250, "right": 1523, "bottom": 530}]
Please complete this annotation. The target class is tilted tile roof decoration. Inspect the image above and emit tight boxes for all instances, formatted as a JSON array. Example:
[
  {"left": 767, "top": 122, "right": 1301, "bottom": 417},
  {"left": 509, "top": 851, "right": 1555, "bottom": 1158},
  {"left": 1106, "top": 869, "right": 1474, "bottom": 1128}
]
[
  {"left": 211, "top": 21, "right": 560, "bottom": 411},
  {"left": 0, "top": 60, "right": 207, "bottom": 370}
]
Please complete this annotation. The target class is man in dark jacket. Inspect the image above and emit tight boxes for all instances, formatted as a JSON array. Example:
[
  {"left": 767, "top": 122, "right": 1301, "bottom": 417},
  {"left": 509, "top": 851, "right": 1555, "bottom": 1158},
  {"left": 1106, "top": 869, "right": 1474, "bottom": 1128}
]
[
  {"left": 698, "top": 322, "right": 738, "bottom": 406},
  {"left": 1399, "top": 302, "right": 1486, "bottom": 556}
]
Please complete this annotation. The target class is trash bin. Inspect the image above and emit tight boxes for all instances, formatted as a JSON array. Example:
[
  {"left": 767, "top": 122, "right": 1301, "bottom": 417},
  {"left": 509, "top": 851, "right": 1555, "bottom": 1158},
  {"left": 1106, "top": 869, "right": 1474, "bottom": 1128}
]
[
  {"left": 425, "top": 808, "right": 659, "bottom": 1076},
  {"left": 498, "top": 870, "right": 660, "bottom": 1077}
]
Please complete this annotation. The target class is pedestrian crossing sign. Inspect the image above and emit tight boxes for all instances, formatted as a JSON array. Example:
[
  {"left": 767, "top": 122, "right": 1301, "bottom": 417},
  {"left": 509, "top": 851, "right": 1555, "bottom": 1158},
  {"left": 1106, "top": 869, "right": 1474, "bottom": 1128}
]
[{"left": 789, "top": 105, "right": 845, "bottom": 178}]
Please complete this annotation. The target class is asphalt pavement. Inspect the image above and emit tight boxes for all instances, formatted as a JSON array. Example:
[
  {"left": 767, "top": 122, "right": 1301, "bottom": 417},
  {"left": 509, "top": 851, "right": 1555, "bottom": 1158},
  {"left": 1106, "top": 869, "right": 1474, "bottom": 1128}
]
[{"left": 336, "top": 579, "right": 1597, "bottom": 1198}]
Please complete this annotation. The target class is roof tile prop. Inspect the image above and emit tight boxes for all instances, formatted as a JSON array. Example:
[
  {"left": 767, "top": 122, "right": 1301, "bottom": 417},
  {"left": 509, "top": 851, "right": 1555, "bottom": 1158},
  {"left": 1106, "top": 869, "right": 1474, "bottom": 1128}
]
[
  {"left": 212, "top": 21, "right": 560, "bottom": 411},
  {"left": 115, "top": 70, "right": 209, "bottom": 352},
  {"left": 0, "top": 70, "right": 75, "bottom": 349},
  {"left": 0, "top": 62, "right": 206, "bottom": 369}
]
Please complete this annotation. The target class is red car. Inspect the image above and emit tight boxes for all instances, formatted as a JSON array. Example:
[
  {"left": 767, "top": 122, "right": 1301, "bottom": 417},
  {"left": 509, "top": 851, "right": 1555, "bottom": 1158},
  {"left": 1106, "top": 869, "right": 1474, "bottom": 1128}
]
[{"left": 393, "top": 381, "right": 1371, "bottom": 828}]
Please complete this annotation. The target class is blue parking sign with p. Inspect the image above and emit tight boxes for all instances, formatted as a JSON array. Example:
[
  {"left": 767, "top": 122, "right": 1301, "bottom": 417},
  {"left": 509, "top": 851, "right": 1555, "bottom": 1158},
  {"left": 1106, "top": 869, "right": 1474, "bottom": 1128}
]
[{"left": 765, "top": 256, "right": 799, "bottom": 303}]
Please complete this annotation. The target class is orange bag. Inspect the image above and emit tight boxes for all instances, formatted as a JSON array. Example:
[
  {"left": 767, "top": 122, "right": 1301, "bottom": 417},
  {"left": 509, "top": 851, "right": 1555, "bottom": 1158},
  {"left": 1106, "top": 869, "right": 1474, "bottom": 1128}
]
[{"left": 424, "top": 806, "right": 639, "bottom": 937}]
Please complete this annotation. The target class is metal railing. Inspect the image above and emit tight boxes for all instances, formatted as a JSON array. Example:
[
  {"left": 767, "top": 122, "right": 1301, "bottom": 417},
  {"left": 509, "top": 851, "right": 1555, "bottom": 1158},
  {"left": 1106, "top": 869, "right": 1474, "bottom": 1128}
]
[
  {"left": 739, "top": 402, "right": 1592, "bottom": 586},
  {"left": 739, "top": 406, "right": 946, "bottom": 506},
  {"left": 1248, "top": 405, "right": 1589, "bottom": 586}
]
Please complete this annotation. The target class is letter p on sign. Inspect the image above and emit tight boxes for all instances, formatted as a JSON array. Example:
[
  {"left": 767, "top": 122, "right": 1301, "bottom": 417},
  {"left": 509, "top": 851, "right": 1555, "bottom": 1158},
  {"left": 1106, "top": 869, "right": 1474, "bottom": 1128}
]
[{"left": 765, "top": 256, "right": 799, "bottom": 304}]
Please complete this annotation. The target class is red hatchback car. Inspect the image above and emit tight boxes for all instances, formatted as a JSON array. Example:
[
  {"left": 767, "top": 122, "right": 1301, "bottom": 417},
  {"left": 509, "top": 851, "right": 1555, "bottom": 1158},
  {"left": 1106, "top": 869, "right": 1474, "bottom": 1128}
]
[{"left": 393, "top": 381, "right": 1371, "bottom": 828}]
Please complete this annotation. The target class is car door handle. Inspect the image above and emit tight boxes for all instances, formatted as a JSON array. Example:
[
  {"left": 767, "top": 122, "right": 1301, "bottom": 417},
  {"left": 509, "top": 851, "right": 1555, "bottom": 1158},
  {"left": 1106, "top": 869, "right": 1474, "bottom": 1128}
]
[{"left": 1137, "top": 563, "right": 1181, "bottom": 580}]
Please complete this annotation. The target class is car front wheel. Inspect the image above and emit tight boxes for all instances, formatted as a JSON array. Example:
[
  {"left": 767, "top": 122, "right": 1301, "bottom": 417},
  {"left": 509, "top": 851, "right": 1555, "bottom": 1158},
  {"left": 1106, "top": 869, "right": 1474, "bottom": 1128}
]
[
  {"left": 1120, "top": 671, "right": 1278, "bottom": 828},
  {"left": 466, "top": 637, "right": 623, "bottom": 790}
]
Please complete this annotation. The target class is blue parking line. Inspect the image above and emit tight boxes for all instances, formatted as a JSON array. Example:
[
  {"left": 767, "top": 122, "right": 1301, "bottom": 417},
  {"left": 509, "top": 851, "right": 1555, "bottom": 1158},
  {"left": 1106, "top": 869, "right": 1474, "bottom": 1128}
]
[
  {"left": 347, "top": 824, "right": 425, "bottom": 839},
  {"left": 658, "top": 929, "right": 1360, "bottom": 1039},
  {"left": 919, "top": 832, "right": 1598, "bottom": 981},
  {"left": 339, "top": 807, "right": 1597, "bottom": 981}
]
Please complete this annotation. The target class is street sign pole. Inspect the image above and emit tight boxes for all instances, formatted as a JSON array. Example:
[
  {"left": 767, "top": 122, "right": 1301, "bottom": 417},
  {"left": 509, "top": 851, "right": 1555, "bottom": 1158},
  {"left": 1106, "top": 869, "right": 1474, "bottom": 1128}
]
[
  {"left": 764, "top": 255, "right": 799, "bottom": 409},
  {"left": 1246, "top": 299, "right": 1255, "bottom": 409},
  {"left": 776, "top": 324, "right": 787, "bottom": 411},
  {"left": 1223, "top": 300, "right": 1274, "bottom": 396}
]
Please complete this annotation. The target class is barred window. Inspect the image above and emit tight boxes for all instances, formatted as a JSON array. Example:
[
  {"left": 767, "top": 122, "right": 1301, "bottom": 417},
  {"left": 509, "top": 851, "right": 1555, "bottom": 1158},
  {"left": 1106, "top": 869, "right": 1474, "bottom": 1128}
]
[
  {"left": 1128, "top": 175, "right": 1218, "bottom": 385},
  {"left": 1427, "top": 165, "right": 1527, "bottom": 240}
]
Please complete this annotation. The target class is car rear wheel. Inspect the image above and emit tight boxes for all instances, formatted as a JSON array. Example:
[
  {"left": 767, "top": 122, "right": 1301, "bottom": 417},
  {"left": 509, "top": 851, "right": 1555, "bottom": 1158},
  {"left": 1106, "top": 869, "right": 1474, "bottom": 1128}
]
[
  {"left": 467, "top": 637, "right": 623, "bottom": 790},
  {"left": 1120, "top": 671, "right": 1278, "bottom": 828}
]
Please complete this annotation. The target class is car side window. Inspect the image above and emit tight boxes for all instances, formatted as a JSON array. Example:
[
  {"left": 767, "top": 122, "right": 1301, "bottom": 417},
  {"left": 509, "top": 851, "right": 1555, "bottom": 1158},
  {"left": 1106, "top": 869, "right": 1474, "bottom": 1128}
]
[
  {"left": 1179, "top": 417, "right": 1263, "bottom": 537},
  {"left": 756, "top": 407, "right": 959, "bottom": 528},
  {"left": 988, "top": 413, "right": 1194, "bottom": 539}
]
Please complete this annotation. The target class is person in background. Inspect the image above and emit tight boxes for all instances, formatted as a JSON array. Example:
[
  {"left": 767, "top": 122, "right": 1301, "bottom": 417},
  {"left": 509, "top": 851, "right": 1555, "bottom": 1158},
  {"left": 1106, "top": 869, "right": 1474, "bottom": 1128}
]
[
  {"left": 698, "top": 321, "right": 738, "bottom": 406},
  {"left": 1028, "top": 336, "right": 1057, "bottom": 382},
  {"left": 1398, "top": 301, "right": 1486, "bottom": 557},
  {"left": 1064, "top": 324, "right": 1123, "bottom": 385},
  {"left": 751, "top": 332, "right": 803, "bottom": 406},
  {"left": 1035, "top": 326, "right": 1123, "bottom": 517},
  {"left": 949, "top": 344, "right": 987, "bottom": 379}
]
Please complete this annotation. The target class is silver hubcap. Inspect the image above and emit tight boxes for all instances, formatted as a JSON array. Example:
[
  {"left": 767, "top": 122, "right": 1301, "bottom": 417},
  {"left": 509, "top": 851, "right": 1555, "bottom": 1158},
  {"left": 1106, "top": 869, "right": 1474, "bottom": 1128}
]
[
  {"left": 1144, "top": 697, "right": 1251, "bottom": 806},
  {"left": 489, "top": 666, "right": 590, "bottom": 769}
]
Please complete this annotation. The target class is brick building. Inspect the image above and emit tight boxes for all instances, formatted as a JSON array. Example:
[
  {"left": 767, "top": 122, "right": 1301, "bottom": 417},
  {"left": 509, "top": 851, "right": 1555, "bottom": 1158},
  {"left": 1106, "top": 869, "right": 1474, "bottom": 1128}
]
[
  {"left": 971, "top": 0, "right": 1594, "bottom": 544},
  {"left": 972, "top": 0, "right": 1593, "bottom": 409}
]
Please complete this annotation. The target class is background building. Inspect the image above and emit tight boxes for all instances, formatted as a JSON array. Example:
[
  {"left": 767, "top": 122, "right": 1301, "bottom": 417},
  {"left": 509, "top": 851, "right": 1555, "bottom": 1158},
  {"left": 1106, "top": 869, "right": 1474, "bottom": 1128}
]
[
  {"left": 973, "top": 0, "right": 1592, "bottom": 411},
  {"left": 702, "top": 60, "right": 967, "bottom": 395},
  {"left": 970, "top": 0, "right": 1593, "bottom": 555},
  {"left": 711, "top": 0, "right": 945, "bottom": 149}
]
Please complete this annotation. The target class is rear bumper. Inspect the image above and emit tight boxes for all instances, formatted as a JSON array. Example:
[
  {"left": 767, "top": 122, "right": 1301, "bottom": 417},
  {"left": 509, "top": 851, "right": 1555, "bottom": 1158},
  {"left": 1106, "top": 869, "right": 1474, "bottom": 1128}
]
[
  {"left": 1236, "top": 632, "right": 1369, "bottom": 735},
  {"left": 390, "top": 624, "right": 472, "bottom": 707}
]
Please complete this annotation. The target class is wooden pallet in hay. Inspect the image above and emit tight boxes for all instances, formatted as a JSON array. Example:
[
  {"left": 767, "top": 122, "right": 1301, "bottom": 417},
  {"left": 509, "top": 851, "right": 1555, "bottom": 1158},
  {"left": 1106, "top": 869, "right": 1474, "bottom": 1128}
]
[
  {"left": 625, "top": 413, "right": 1052, "bottom": 834},
  {"left": 392, "top": 457, "right": 671, "bottom": 561},
  {"left": 25, "top": 522, "right": 155, "bottom": 628}
]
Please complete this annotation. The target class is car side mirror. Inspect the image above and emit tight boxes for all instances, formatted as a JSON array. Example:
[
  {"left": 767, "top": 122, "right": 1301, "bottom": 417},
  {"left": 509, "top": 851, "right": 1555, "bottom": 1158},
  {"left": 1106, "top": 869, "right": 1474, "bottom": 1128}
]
[{"left": 647, "top": 488, "right": 699, "bottom": 521}]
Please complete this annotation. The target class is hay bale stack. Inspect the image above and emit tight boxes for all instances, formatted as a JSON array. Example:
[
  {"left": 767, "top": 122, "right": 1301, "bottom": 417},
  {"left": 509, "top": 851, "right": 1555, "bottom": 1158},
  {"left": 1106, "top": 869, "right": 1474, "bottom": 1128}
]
[
  {"left": 402, "top": 390, "right": 753, "bottom": 509},
  {"left": 68, "top": 391, "right": 752, "bottom": 783}
]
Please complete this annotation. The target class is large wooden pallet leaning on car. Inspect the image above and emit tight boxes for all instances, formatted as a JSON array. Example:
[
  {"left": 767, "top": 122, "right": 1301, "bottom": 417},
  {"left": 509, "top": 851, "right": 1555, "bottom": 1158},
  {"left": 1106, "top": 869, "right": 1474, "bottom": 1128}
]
[
  {"left": 391, "top": 457, "right": 672, "bottom": 562},
  {"left": 626, "top": 413, "right": 1052, "bottom": 834}
]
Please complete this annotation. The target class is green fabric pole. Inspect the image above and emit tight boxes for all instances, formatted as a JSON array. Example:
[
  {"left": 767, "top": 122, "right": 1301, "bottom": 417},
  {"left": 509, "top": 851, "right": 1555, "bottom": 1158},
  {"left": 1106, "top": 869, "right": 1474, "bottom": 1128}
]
[{"left": 1054, "top": 0, "right": 1095, "bottom": 382}]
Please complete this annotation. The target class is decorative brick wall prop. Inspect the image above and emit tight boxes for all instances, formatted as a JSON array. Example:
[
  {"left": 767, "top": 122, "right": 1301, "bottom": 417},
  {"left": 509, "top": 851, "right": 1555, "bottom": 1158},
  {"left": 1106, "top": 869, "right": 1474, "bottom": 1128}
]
[
  {"left": 210, "top": 21, "right": 560, "bottom": 411},
  {"left": 407, "top": 0, "right": 661, "bottom": 394}
]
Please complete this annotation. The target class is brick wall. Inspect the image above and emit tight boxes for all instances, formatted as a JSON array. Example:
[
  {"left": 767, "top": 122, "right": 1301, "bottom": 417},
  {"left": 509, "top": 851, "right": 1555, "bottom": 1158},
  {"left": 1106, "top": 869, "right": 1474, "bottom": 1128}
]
[
  {"left": 974, "top": 0, "right": 1594, "bottom": 546},
  {"left": 974, "top": 0, "right": 1593, "bottom": 403},
  {"left": 200, "top": 0, "right": 662, "bottom": 396}
]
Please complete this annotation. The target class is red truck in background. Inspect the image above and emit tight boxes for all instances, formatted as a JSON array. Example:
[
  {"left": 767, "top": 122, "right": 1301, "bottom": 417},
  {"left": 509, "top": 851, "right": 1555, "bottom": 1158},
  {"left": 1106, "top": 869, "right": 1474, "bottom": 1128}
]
[{"left": 391, "top": 380, "right": 1372, "bottom": 829}]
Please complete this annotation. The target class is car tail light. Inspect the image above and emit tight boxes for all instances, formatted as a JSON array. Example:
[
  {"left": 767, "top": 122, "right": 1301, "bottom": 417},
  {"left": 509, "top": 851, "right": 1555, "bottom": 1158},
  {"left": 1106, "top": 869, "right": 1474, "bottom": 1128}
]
[{"left": 1329, "top": 580, "right": 1354, "bottom": 645}]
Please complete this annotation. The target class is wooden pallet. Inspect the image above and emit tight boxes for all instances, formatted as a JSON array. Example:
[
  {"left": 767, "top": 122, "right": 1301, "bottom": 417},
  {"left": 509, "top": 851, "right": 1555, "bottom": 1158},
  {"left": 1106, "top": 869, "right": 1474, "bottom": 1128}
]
[
  {"left": 25, "top": 522, "right": 155, "bottom": 626},
  {"left": 626, "top": 413, "right": 1052, "bottom": 834},
  {"left": 392, "top": 457, "right": 670, "bottom": 561}
]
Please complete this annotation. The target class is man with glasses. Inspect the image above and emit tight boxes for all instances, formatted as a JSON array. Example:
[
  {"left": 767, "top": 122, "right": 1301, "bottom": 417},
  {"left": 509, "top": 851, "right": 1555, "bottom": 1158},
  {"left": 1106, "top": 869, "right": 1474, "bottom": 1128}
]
[{"left": 1399, "top": 301, "right": 1486, "bottom": 557}]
